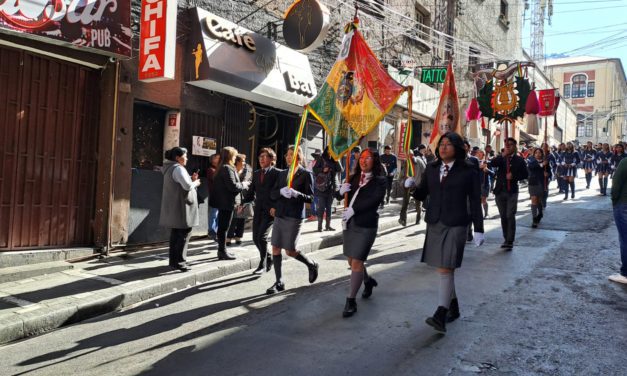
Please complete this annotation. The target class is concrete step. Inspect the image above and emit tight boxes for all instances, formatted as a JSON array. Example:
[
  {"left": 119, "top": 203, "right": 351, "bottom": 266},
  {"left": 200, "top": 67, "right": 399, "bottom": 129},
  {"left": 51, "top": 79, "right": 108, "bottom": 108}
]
[
  {"left": 0, "top": 261, "right": 74, "bottom": 284},
  {"left": 0, "top": 248, "right": 97, "bottom": 268}
]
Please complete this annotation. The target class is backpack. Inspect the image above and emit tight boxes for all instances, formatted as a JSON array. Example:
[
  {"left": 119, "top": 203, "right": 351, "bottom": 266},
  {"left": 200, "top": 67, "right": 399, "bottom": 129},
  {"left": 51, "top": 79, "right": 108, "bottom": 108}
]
[{"left": 315, "top": 171, "right": 331, "bottom": 192}]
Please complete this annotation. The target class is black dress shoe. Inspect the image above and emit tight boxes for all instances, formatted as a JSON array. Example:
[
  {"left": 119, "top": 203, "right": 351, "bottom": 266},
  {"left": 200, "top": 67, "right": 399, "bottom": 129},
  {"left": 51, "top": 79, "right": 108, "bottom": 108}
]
[
  {"left": 342, "top": 298, "right": 357, "bottom": 318},
  {"left": 446, "top": 298, "right": 460, "bottom": 323},
  {"left": 266, "top": 282, "right": 285, "bottom": 295},
  {"left": 308, "top": 262, "right": 319, "bottom": 283},
  {"left": 252, "top": 265, "right": 265, "bottom": 275},
  {"left": 325, "top": 226, "right": 336, "bottom": 231},
  {"left": 171, "top": 264, "right": 191, "bottom": 272},
  {"left": 425, "top": 306, "right": 448, "bottom": 333},
  {"left": 217, "top": 251, "right": 236, "bottom": 260},
  {"left": 362, "top": 277, "right": 378, "bottom": 299}
]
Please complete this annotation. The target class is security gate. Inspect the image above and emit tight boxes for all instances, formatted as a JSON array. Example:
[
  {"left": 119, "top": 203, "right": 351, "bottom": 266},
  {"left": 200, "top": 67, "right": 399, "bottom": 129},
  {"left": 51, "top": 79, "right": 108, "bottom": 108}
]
[{"left": 0, "top": 46, "right": 100, "bottom": 250}]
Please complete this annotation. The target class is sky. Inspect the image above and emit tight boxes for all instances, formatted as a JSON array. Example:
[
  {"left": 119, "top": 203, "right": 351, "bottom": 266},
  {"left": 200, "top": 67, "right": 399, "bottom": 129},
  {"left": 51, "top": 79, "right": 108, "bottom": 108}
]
[{"left": 521, "top": 0, "right": 627, "bottom": 72}]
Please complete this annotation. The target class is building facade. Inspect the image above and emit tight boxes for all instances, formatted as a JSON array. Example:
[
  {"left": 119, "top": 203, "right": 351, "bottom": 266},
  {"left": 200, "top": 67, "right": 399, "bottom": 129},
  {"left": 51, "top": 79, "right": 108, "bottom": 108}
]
[{"left": 545, "top": 56, "right": 627, "bottom": 145}]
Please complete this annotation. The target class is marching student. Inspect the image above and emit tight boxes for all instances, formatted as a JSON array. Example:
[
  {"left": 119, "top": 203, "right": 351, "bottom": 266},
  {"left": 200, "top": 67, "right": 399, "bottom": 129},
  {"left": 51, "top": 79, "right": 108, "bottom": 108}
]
[
  {"left": 476, "top": 149, "right": 494, "bottom": 218},
  {"left": 489, "top": 137, "right": 528, "bottom": 250},
  {"left": 597, "top": 143, "right": 613, "bottom": 196},
  {"left": 527, "top": 148, "right": 552, "bottom": 228},
  {"left": 337, "top": 148, "right": 387, "bottom": 317},
  {"left": 559, "top": 142, "right": 581, "bottom": 200},
  {"left": 266, "top": 145, "right": 319, "bottom": 294},
  {"left": 581, "top": 141, "right": 596, "bottom": 189},
  {"left": 406, "top": 132, "right": 484, "bottom": 333},
  {"left": 243, "top": 148, "right": 281, "bottom": 275}
]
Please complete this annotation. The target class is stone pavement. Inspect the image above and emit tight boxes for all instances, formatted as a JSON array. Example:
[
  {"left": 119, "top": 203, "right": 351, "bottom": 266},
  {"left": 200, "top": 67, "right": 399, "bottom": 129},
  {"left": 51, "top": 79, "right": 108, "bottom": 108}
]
[{"left": 0, "top": 201, "right": 417, "bottom": 345}]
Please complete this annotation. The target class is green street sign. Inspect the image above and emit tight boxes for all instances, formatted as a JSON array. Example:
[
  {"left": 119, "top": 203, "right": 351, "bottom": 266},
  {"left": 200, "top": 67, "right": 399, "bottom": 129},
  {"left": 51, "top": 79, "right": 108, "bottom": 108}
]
[{"left": 420, "top": 67, "right": 447, "bottom": 84}]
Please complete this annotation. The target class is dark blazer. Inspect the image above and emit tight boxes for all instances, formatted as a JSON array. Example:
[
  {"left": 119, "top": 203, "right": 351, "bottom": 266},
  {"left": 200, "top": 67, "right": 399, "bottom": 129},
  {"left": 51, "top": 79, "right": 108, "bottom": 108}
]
[
  {"left": 243, "top": 166, "right": 281, "bottom": 214},
  {"left": 271, "top": 166, "right": 314, "bottom": 219},
  {"left": 209, "top": 164, "right": 246, "bottom": 210},
  {"left": 412, "top": 159, "right": 484, "bottom": 232},
  {"left": 489, "top": 154, "right": 529, "bottom": 194},
  {"left": 527, "top": 157, "right": 552, "bottom": 186},
  {"left": 337, "top": 174, "right": 386, "bottom": 228}
]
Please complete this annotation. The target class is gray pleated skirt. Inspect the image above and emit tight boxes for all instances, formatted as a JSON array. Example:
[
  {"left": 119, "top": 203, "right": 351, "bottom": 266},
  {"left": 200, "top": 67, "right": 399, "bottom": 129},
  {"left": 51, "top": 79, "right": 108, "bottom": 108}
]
[
  {"left": 528, "top": 184, "right": 544, "bottom": 197},
  {"left": 271, "top": 216, "right": 303, "bottom": 250},
  {"left": 422, "top": 221, "right": 467, "bottom": 268},
  {"left": 343, "top": 220, "right": 377, "bottom": 261}
]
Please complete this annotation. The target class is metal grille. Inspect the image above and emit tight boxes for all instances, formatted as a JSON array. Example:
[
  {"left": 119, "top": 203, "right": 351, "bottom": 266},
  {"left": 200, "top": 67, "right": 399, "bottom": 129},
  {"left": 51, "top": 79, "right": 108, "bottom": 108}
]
[{"left": 0, "top": 46, "right": 100, "bottom": 250}]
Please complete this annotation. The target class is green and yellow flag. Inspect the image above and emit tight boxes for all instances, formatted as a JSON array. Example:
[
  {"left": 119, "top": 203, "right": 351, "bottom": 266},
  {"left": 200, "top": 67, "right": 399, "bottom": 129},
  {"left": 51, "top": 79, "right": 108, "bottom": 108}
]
[{"left": 306, "top": 20, "right": 406, "bottom": 160}]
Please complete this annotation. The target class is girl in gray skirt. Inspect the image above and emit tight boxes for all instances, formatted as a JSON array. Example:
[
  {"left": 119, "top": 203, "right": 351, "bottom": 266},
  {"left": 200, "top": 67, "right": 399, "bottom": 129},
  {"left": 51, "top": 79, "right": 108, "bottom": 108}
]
[
  {"left": 406, "top": 132, "right": 485, "bottom": 333},
  {"left": 337, "top": 148, "right": 387, "bottom": 317},
  {"left": 266, "top": 145, "right": 319, "bottom": 294}
]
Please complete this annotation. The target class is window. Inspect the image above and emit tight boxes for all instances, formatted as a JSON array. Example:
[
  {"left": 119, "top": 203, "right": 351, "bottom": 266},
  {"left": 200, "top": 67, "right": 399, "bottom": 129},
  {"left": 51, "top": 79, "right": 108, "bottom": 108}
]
[
  {"left": 468, "top": 47, "right": 480, "bottom": 70},
  {"left": 500, "top": 0, "right": 508, "bottom": 20},
  {"left": 587, "top": 81, "right": 595, "bottom": 97},
  {"left": 571, "top": 74, "right": 589, "bottom": 98},
  {"left": 585, "top": 119, "right": 593, "bottom": 137},
  {"left": 576, "top": 114, "right": 585, "bottom": 137},
  {"left": 563, "top": 84, "right": 571, "bottom": 98}
]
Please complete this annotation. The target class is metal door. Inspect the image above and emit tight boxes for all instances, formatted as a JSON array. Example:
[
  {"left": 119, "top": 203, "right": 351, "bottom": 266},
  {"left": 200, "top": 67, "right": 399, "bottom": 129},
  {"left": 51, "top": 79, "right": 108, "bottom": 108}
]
[{"left": 0, "top": 46, "right": 100, "bottom": 250}]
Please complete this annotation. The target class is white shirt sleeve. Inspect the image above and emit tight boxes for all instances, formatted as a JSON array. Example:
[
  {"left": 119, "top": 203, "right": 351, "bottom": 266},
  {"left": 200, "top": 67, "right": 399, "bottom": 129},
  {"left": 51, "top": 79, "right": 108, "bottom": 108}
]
[{"left": 172, "top": 165, "right": 195, "bottom": 191}]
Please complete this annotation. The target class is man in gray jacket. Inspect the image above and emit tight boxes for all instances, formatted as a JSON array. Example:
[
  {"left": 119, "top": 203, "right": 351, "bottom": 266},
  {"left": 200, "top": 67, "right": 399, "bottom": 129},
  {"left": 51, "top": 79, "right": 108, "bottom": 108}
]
[{"left": 159, "top": 147, "right": 201, "bottom": 271}]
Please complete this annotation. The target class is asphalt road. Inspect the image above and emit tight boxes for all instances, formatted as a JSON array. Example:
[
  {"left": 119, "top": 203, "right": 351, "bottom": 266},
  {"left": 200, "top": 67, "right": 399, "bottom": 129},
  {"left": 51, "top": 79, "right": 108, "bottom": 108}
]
[{"left": 0, "top": 183, "right": 625, "bottom": 376}]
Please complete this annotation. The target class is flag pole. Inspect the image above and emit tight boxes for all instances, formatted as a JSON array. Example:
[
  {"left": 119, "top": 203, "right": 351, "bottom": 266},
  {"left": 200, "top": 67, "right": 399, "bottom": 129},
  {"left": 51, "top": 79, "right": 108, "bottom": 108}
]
[{"left": 288, "top": 108, "right": 309, "bottom": 188}]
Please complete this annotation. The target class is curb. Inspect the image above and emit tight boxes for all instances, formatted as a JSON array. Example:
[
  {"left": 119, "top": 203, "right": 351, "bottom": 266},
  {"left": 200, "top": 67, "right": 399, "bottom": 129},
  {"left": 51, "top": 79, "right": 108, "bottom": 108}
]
[{"left": 0, "top": 212, "right": 417, "bottom": 345}]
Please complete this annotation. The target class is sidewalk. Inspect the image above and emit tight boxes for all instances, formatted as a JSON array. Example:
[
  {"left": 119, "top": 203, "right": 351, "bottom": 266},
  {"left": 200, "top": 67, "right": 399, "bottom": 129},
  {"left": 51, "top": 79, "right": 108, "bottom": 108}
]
[{"left": 0, "top": 201, "right": 418, "bottom": 345}]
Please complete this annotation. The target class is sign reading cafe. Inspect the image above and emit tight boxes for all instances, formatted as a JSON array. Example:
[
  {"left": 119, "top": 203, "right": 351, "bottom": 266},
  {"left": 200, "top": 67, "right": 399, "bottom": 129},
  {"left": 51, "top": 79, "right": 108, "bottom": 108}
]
[{"left": 0, "top": 0, "right": 131, "bottom": 57}]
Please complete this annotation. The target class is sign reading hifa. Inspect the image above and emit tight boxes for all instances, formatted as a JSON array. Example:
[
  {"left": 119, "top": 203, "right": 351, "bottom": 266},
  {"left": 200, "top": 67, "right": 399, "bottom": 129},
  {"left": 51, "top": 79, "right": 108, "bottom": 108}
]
[
  {"left": 538, "top": 89, "right": 557, "bottom": 117},
  {"left": 420, "top": 67, "right": 447, "bottom": 84},
  {"left": 139, "top": 0, "right": 177, "bottom": 82}
]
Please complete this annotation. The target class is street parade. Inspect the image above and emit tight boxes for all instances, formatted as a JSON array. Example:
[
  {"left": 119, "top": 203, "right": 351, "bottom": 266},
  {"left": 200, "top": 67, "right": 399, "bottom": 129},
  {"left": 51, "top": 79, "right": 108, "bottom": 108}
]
[{"left": 0, "top": 0, "right": 626, "bottom": 375}]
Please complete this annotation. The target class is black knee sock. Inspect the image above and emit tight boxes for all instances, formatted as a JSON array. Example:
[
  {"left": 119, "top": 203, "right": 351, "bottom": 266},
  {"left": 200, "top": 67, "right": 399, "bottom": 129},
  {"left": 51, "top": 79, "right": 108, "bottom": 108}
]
[
  {"left": 363, "top": 266, "right": 369, "bottom": 282},
  {"left": 603, "top": 176, "right": 609, "bottom": 191},
  {"left": 570, "top": 181, "right": 575, "bottom": 197},
  {"left": 295, "top": 252, "right": 314, "bottom": 267},
  {"left": 599, "top": 177, "right": 603, "bottom": 191},
  {"left": 531, "top": 204, "right": 538, "bottom": 219},
  {"left": 538, "top": 205, "right": 543, "bottom": 218},
  {"left": 273, "top": 255, "right": 283, "bottom": 283},
  {"left": 564, "top": 183, "right": 569, "bottom": 197},
  {"left": 585, "top": 173, "right": 591, "bottom": 186}
]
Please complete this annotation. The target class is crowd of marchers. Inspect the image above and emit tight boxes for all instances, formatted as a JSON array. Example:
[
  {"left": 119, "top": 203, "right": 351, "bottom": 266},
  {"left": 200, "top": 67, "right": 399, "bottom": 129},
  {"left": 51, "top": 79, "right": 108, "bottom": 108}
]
[{"left": 157, "top": 136, "right": 627, "bottom": 334}]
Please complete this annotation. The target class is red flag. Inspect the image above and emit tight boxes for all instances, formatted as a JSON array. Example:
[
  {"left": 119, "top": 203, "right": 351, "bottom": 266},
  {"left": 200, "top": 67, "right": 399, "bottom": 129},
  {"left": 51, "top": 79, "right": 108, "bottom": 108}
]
[{"left": 429, "top": 61, "right": 460, "bottom": 151}]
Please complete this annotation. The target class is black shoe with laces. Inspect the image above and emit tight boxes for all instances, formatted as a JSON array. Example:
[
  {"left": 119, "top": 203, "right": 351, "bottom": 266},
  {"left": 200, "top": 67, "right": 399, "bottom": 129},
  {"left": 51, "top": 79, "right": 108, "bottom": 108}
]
[
  {"left": 446, "top": 298, "right": 460, "bottom": 323},
  {"left": 362, "top": 277, "right": 378, "bottom": 299},
  {"left": 425, "top": 306, "right": 448, "bottom": 333},
  {"left": 342, "top": 298, "right": 357, "bottom": 318},
  {"left": 266, "top": 282, "right": 285, "bottom": 295},
  {"left": 308, "top": 262, "right": 319, "bottom": 283}
]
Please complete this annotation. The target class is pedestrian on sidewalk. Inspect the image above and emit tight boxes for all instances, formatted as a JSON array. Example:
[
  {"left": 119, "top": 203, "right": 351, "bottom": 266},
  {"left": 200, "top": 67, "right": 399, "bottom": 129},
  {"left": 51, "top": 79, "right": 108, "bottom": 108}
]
[
  {"left": 159, "top": 147, "right": 201, "bottom": 272},
  {"left": 405, "top": 132, "right": 484, "bottom": 333},
  {"left": 206, "top": 153, "right": 220, "bottom": 240},
  {"left": 337, "top": 148, "right": 386, "bottom": 317},
  {"left": 227, "top": 154, "right": 252, "bottom": 245},
  {"left": 597, "top": 143, "right": 612, "bottom": 196},
  {"left": 209, "top": 147, "right": 250, "bottom": 260},
  {"left": 560, "top": 142, "right": 580, "bottom": 200},
  {"left": 266, "top": 145, "right": 319, "bottom": 294},
  {"left": 527, "top": 148, "right": 551, "bottom": 228},
  {"left": 399, "top": 149, "right": 425, "bottom": 226},
  {"left": 380, "top": 145, "right": 397, "bottom": 206},
  {"left": 307, "top": 149, "right": 321, "bottom": 219},
  {"left": 609, "top": 157, "right": 627, "bottom": 285},
  {"left": 313, "top": 148, "right": 341, "bottom": 232},
  {"left": 489, "top": 137, "right": 528, "bottom": 250},
  {"left": 243, "top": 147, "right": 280, "bottom": 275},
  {"left": 476, "top": 149, "right": 494, "bottom": 219}
]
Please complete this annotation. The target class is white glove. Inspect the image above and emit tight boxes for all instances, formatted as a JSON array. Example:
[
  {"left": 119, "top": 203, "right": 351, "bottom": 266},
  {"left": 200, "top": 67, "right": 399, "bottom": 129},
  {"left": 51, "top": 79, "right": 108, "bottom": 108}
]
[
  {"left": 560, "top": 162, "right": 565, "bottom": 166},
  {"left": 473, "top": 232, "right": 485, "bottom": 247},
  {"left": 404, "top": 178, "right": 416, "bottom": 188},
  {"left": 242, "top": 181, "right": 251, "bottom": 189},
  {"left": 342, "top": 207, "right": 355, "bottom": 222},
  {"left": 339, "top": 183, "right": 351, "bottom": 195},
  {"left": 280, "top": 186, "right": 292, "bottom": 198},
  {"left": 288, "top": 188, "right": 300, "bottom": 198}
]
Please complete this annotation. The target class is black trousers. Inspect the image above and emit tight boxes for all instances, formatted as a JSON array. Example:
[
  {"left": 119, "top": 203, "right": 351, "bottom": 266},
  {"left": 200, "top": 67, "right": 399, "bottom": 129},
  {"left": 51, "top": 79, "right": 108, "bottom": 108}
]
[
  {"left": 385, "top": 175, "right": 394, "bottom": 202},
  {"left": 252, "top": 211, "right": 274, "bottom": 265},
  {"left": 169, "top": 228, "right": 192, "bottom": 267},
  {"left": 217, "top": 209, "right": 234, "bottom": 252},
  {"left": 228, "top": 217, "right": 246, "bottom": 239},
  {"left": 317, "top": 194, "right": 334, "bottom": 226},
  {"left": 495, "top": 192, "right": 518, "bottom": 242},
  {"left": 399, "top": 187, "right": 421, "bottom": 223}
]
